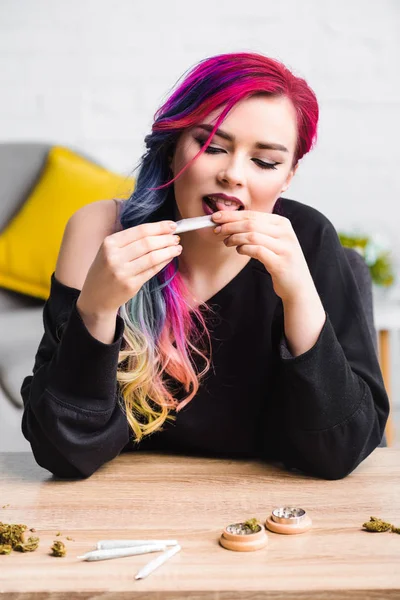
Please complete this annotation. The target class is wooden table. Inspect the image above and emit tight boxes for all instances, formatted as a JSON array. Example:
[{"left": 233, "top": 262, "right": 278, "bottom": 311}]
[{"left": 1, "top": 450, "right": 400, "bottom": 599}]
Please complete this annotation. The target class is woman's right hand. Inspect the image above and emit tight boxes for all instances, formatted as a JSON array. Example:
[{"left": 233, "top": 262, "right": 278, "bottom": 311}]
[{"left": 76, "top": 220, "right": 181, "bottom": 319}]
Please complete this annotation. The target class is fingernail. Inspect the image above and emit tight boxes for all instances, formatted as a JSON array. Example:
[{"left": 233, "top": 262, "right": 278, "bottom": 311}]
[
  {"left": 169, "top": 222, "right": 177, "bottom": 230},
  {"left": 213, "top": 212, "right": 222, "bottom": 220},
  {"left": 214, "top": 226, "right": 222, "bottom": 234}
]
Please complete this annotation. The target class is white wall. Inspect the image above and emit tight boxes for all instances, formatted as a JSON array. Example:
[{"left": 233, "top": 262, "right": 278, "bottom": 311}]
[{"left": 1, "top": 0, "right": 400, "bottom": 408}]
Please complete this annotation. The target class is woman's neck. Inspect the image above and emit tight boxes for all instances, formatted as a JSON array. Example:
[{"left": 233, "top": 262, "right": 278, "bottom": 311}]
[{"left": 177, "top": 230, "right": 251, "bottom": 305}]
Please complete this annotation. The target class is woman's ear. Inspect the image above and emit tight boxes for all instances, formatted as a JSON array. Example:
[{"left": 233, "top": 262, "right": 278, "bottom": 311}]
[{"left": 281, "top": 163, "right": 299, "bottom": 193}]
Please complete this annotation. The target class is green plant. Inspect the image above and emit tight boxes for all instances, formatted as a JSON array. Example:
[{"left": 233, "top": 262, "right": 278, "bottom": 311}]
[{"left": 338, "top": 232, "right": 395, "bottom": 288}]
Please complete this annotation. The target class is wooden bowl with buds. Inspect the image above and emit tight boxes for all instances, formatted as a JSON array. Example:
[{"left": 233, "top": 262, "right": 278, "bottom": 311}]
[{"left": 219, "top": 518, "right": 268, "bottom": 552}]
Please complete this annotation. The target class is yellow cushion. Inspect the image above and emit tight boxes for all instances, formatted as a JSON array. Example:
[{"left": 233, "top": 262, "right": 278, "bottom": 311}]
[{"left": 0, "top": 146, "right": 134, "bottom": 299}]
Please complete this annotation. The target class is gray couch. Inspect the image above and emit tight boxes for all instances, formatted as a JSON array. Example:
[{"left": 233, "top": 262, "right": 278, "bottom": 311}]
[
  {"left": 0, "top": 143, "right": 50, "bottom": 450},
  {"left": 0, "top": 143, "right": 386, "bottom": 452}
]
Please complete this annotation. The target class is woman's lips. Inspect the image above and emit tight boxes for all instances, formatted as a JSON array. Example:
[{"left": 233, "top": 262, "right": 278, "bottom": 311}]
[{"left": 202, "top": 199, "right": 215, "bottom": 216}]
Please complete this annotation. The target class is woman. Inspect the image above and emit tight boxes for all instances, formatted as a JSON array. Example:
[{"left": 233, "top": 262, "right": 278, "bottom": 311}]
[{"left": 21, "top": 52, "right": 389, "bottom": 479}]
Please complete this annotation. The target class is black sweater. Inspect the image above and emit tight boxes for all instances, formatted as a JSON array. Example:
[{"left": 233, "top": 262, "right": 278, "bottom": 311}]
[{"left": 21, "top": 199, "right": 389, "bottom": 480}]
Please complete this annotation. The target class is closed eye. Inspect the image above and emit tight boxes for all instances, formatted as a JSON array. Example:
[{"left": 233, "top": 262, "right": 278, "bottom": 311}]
[{"left": 194, "top": 137, "right": 279, "bottom": 171}]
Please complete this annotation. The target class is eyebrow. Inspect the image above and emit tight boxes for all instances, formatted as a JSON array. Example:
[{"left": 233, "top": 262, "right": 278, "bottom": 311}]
[{"left": 195, "top": 124, "right": 289, "bottom": 152}]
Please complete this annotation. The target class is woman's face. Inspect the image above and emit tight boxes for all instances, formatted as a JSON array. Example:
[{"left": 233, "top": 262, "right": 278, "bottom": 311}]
[{"left": 170, "top": 94, "right": 298, "bottom": 221}]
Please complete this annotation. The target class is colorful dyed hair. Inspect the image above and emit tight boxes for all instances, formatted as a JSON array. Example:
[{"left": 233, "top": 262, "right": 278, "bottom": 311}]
[{"left": 117, "top": 52, "right": 319, "bottom": 442}]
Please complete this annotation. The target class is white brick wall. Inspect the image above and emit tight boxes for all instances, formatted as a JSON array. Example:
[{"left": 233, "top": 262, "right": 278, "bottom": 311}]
[
  {"left": 1, "top": 0, "right": 399, "bottom": 238},
  {"left": 1, "top": 0, "right": 400, "bottom": 410}
]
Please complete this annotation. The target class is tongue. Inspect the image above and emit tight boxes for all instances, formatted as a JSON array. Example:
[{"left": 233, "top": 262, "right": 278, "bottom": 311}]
[{"left": 215, "top": 200, "right": 240, "bottom": 212}]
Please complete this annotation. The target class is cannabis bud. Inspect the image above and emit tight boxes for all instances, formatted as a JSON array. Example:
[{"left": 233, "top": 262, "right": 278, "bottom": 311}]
[
  {"left": 51, "top": 540, "right": 66, "bottom": 557},
  {"left": 0, "top": 522, "right": 27, "bottom": 548},
  {"left": 391, "top": 526, "right": 400, "bottom": 534},
  {"left": 363, "top": 516, "right": 392, "bottom": 532},
  {"left": 244, "top": 518, "right": 260, "bottom": 532},
  {"left": 14, "top": 537, "right": 40, "bottom": 552}
]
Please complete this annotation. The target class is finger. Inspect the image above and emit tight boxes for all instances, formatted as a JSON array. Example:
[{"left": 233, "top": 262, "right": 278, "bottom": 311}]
[
  {"left": 212, "top": 210, "right": 284, "bottom": 225},
  {"left": 236, "top": 243, "right": 279, "bottom": 268},
  {"left": 224, "top": 232, "right": 282, "bottom": 254},
  {"left": 128, "top": 244, "right": 182, "bottom": 278},
  {"left": 110, "top": 220, "right": 177, "bottom": 248},
  {"left": 133, "top": 253, "right": 180, "bottom": 288},
  {"left": 215, "top": 219, "right": 281, "bottom": 239},
  {"left": 121, "top": 233, "right": 181, "bottom": 263}
]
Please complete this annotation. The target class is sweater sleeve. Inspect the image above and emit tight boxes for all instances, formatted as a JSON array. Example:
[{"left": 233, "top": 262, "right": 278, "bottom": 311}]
[
  {"left": 276, "top": 218, "right": 389, "bottom": 480},
  {"left": 21, "top": 274, "right": 130, "bottom": 479}
]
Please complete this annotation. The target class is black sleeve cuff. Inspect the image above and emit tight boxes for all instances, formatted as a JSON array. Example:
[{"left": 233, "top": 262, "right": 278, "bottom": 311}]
[
  {"left": 279, "top": 312, "right": 328, "bottom": 362},
  {"left": 47, "top": 300, "right": 125, "bottom": 410},
  {"left": 278, "top": 313, "right": 365, "bottom": 430}
]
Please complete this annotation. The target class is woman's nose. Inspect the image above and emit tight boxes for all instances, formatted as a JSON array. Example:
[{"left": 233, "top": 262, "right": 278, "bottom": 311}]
[{"left": 217, "top": 158, "right": 245, "bottom": 187}]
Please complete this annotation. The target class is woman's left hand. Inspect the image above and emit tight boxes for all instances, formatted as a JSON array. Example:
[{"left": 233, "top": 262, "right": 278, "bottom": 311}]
[{"left": 212, "top": 209, "right": 316, "bottom": 304}]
